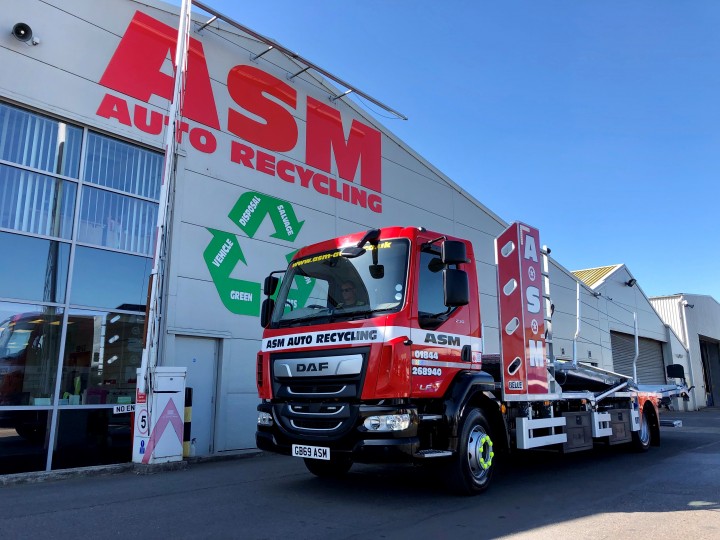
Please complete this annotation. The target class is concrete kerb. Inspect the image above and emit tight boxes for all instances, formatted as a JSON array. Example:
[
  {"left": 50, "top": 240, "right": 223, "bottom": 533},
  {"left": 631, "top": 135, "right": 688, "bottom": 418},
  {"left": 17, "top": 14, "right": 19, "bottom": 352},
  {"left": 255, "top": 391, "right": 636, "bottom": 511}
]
[
  {"left": 0, "top": 463, "right": 134, "bottom": 486},
  {"left": 3, "top": 411, "right": 715, "bottom": 486},
  {"left": 0, "top": 449, "right": 265, "bottom": 486}
]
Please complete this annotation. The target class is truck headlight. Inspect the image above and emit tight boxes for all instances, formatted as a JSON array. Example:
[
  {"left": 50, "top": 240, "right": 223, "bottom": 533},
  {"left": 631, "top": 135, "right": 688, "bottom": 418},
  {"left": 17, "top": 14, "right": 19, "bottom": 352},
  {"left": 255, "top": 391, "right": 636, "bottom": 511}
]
[
  {"left": 363, "top": 414, "right": 410, "bottom": 432},
  {"left": 257, "top": 411, "right": 273, "bottom": 426}
]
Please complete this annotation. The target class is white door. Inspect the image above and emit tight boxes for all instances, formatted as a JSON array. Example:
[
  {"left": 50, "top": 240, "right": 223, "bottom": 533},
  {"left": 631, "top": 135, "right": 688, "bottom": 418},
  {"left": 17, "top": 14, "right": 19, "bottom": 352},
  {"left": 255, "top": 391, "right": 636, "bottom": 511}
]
[{"left": 173, "top": 336, "right": 218, "bottom": 456}]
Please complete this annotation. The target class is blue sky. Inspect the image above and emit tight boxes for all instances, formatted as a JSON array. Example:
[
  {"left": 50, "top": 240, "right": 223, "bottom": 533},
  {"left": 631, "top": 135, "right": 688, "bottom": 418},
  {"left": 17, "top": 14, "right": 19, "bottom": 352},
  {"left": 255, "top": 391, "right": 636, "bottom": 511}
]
[{"left": 179, "top": 1, "right": 719, "bottom": 301}]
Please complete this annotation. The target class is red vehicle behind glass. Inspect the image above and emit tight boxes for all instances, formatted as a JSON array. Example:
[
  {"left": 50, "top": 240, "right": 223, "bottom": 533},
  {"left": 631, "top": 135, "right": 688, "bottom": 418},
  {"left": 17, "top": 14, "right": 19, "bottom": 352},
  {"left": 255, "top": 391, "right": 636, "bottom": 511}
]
[{"left": 255, "top": 223, "right": 687, "bottom": 494}]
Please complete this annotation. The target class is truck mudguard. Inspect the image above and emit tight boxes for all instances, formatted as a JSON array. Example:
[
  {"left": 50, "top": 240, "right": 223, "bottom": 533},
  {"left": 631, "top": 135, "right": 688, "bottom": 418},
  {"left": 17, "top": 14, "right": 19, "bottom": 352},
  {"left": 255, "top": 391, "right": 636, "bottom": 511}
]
[{"left": 442, "top": 371, "right": 509, "bottom": 452}]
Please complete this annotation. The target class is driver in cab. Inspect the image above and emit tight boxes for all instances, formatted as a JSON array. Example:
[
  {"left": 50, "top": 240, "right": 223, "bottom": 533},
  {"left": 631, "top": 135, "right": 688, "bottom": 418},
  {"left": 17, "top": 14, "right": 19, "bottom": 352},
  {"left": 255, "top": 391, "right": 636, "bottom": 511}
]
[{"left": 337, "top": 280, "right": 365, "bottom": 309}]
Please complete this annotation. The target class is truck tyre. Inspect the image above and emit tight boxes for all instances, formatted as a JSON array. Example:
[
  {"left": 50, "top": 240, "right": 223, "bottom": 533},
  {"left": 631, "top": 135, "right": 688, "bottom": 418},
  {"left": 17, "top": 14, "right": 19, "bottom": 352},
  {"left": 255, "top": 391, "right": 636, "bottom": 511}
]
[
  {"left": 447, "top": 408, "right": 495, "bottom": 495},
  {"left": 304, "top": 456, "right": 353, "bottom": 478},
  {"left": 631, "top": 408, "right": 652, "bottom": 452}
]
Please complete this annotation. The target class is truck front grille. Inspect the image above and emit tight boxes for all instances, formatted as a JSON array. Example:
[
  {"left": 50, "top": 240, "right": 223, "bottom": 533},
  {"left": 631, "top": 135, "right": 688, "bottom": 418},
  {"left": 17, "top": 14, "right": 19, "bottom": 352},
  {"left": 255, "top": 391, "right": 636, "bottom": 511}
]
[{"left": 270, "top": 348, "right": 368, "bottom": 435}]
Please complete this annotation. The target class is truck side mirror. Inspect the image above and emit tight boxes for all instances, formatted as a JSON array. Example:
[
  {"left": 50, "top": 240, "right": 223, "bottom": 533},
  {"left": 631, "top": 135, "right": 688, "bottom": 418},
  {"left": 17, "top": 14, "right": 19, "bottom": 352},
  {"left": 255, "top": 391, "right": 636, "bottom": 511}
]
[
  {"left": 442, "top": 241, "right": 467, "bottom": 265},
  {"left": 444, "top": 268, "right": 469, "bottom": 306},
  {"left": 666, "top": 364, "right": 685, "bottom": 380},
  {"left": 263, "top": 275, "right": 279, "bottom": 296},
  {"left": 260, "top": 298, "right": 275, "bottom": 328}
]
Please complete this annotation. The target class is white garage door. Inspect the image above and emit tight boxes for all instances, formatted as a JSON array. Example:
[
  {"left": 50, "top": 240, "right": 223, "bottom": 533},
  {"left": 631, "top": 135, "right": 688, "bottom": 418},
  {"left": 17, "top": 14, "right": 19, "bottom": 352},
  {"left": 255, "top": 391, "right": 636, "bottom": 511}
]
[{"left": 610, "top": 332, "right": 666, "bottom": 384}]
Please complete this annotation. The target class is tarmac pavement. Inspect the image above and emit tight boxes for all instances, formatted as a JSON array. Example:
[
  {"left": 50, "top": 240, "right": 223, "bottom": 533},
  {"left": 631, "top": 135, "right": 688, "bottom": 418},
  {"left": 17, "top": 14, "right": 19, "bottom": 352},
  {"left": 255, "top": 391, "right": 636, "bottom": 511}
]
[{"left": 0, "top": 408, "right": 717, "bottom": 539}]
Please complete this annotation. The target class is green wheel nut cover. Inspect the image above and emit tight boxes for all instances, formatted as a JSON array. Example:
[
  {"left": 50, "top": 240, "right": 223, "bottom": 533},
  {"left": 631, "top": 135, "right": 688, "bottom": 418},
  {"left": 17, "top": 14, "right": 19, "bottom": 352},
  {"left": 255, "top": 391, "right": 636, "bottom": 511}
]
[{"left": 477, "top": 434, "right": 494, "bottom": 470}]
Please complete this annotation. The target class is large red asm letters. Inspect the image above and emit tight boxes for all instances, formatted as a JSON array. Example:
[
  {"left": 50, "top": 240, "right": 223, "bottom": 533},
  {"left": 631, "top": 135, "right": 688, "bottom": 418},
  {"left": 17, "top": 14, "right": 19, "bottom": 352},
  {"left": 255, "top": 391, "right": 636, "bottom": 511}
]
[
  {"left": 99, "top": 11, "right": 220, "bottom": 130},
  {"left": 99, "top": 11, "right": 382, "bottom": 194}
]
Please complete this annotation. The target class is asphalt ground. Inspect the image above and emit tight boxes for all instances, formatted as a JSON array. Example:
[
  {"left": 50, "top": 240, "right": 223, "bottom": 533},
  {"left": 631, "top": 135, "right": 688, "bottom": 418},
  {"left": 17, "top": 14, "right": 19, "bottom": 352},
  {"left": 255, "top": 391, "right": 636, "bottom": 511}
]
[{"left": 0, "top": 408, "right": 718, "bottom": 539}]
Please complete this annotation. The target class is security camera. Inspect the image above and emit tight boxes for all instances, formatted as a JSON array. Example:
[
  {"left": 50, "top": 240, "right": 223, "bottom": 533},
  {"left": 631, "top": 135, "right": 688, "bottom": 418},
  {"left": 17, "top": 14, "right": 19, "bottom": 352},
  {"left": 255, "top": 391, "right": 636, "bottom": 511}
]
[{"left": 12, "top": 23, "right": 39, "bottom": 45}]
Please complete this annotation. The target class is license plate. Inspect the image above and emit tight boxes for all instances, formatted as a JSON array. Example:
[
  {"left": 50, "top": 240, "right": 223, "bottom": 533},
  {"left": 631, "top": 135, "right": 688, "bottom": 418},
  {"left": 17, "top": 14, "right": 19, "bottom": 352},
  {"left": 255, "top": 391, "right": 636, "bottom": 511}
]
[{"left": 292, "top": 444, "right": 330, "bottom": 460}]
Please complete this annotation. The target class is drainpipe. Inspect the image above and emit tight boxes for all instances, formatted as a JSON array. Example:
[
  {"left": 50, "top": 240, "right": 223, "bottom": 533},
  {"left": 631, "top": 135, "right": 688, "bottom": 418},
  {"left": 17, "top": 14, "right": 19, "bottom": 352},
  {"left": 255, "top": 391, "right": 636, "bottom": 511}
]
[{"left": 680, "top": 299, "right": 698, "bottom": 410}]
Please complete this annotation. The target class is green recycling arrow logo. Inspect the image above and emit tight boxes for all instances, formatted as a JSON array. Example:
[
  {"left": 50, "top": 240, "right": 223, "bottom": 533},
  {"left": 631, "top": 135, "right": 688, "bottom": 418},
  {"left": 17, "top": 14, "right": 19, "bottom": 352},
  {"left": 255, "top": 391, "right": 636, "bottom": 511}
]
[
  {"left": 229, "top": 192, "right": 304, "bottom": 242},
  {"left": 203, "top": 191, "right": 312, "bottom": 316}
]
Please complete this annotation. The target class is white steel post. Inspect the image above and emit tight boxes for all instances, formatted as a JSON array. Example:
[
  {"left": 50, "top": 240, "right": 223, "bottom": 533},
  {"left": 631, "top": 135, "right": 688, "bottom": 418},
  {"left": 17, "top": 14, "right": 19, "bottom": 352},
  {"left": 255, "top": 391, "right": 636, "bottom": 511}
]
[
  {"left": 139, "top": 0, "right": 192, "bottom": 393},
  {"left": 680, "top": 299, "right": 698, "bottom": 410},
  {"left": 572, "top": 281, "right": 580, "bottom": 368},
  {"left": 632, "top": 312, "right": 638, "bottom": 383}
]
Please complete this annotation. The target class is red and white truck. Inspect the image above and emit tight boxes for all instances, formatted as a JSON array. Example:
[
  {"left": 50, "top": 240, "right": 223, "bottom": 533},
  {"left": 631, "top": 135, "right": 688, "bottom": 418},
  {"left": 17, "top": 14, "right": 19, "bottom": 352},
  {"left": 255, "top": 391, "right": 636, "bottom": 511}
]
[{"left": 255, "top": 223, "right": 688, "bottom": 494}]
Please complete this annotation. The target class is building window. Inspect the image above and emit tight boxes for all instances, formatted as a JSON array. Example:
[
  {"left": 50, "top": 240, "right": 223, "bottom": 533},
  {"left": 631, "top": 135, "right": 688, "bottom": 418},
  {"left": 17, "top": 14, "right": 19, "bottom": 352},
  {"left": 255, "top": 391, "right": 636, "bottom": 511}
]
[
  {"left": 78, "top": 186, "right": 158, "bottom": 255},
  {"left": 60, "top": 309, "right": 144, "bottom": 406},
  {"left": 0, "top": 101, "right": 82, "bottom": 178},
  {"left": 0, "top": 164, "right": 77, "bottom": 239},
  {"left": 84, "top": 132, "right": 162, "bottom": 199},
  {"left": 71, "top": 247, "right": 151, "bottom": 311},
  {"left": 53, "top": 408, "right": 130, "bottom": 470},
  {"left": 0, "top": 302, "right": 63, "bottom": 406},
  {"left": 0, "top": 100, "right": 161, "bottom": 472},
  {"left": 0, "top": 231, "right": 70, "bottom": 303}
]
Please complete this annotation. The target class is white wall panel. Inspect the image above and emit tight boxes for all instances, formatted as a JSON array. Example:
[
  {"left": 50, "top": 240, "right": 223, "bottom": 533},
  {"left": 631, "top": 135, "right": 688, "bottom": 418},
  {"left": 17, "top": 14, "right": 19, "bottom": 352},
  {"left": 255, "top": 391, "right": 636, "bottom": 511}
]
[{"left": 173, "top": 277, "right": 260, "bottom": 339}]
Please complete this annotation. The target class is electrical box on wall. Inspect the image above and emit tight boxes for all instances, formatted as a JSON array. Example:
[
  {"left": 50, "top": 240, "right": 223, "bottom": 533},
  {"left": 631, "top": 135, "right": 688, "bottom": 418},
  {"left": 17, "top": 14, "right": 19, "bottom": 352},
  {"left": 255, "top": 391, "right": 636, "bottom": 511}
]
[{"left": 132, "top": 367, "right": 187, "bottom": 464}]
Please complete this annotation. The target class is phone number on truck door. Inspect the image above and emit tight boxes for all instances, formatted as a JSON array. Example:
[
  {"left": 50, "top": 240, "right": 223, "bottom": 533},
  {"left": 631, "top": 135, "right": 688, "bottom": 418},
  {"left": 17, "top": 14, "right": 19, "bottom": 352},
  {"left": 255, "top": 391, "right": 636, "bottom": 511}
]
[{"left": 412, "top": 366, "right": 442, "bottom": 376}]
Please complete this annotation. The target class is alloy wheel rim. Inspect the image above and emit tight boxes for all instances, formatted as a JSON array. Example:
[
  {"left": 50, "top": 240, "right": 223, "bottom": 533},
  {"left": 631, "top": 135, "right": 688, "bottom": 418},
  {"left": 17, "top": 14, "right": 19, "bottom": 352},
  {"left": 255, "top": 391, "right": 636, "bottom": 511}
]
[{"left": 467, "top": 425, "right": 494, "bottom": 481}]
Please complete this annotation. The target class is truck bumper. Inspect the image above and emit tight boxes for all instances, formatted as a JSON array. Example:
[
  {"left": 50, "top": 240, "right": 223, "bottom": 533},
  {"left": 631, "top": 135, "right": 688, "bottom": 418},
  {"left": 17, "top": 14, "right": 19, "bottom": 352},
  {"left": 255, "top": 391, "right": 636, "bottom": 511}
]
[{"left": 256, "top": 402, "right": 421, "bottom": 463}]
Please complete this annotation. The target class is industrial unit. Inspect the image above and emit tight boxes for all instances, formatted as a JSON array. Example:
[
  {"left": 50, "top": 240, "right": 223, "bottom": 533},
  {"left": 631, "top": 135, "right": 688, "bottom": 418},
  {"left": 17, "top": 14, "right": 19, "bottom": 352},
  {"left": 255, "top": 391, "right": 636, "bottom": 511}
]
[
  {"left": 651, "top": 294, "right": 720, "bottom": 408},
  {"left": 0, "top": 0, "right": 708, "bottom": 474}
]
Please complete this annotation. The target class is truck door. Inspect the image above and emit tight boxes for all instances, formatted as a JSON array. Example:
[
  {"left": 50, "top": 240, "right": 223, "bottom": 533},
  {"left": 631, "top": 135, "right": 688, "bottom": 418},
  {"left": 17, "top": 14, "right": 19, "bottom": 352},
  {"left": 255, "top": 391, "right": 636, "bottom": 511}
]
[{"left": 410, "top": 239, "right": 474, "bottom": 397}]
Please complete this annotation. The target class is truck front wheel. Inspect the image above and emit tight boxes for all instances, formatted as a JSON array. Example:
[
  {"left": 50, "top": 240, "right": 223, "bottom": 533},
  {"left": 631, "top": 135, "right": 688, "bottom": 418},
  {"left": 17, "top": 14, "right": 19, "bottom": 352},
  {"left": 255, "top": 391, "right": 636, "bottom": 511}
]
[
  {"left": 447, "top": 408, "right": 495, "bottom": 495},
  {"left": 304, "top": 456, "right": 353, "bottom": 478}
]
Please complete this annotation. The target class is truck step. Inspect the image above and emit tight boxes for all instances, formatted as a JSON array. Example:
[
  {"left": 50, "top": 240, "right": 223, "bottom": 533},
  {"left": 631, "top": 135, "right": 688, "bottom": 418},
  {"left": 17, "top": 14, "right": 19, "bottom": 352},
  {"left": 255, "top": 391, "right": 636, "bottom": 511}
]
[
  {"left": 414, "top": 449, "right": 453, "bottom": 459},
  {"left": 660, "top": 419, "right": 683, "bottom": 428}
]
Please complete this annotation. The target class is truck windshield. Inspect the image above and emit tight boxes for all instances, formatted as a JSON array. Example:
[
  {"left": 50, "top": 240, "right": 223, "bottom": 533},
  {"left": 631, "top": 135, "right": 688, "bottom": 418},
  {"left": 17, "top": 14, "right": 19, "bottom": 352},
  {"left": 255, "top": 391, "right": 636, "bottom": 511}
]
[{"left": 271, "top": 239, "right": 410, "bottom": 327}]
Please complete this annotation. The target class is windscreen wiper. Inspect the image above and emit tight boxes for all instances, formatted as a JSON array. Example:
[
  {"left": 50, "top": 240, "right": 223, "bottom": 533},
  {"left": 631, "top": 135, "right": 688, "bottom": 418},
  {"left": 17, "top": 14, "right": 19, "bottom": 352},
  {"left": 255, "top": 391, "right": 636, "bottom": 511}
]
[
  {"left": 333, "top": 307, "right": 396, "bottom": 320},
  {"left": 277, "top": 309, "right": 335, "bottom": 327}
]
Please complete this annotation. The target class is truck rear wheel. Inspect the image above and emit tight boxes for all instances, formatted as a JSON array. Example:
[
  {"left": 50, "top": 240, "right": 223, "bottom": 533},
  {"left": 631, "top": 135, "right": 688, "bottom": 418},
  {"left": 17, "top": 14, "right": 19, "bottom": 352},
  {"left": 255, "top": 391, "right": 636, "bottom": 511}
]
[
  {"left": 631, "top": 408, "right": 652, "bottom": 452},
  {"left": 447, "top": 408, "right": 495, "bottom": 495},
  {"left": 304, "top": 456, "right": 353, "bottom": 478}
]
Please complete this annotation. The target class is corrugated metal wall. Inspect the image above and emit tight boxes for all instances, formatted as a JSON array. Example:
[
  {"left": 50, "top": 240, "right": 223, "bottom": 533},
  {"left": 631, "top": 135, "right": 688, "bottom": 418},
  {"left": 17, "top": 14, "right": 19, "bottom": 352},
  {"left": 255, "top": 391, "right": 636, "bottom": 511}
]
[{"left": 649, "top": 296, "right": 684, "bottom": 346}]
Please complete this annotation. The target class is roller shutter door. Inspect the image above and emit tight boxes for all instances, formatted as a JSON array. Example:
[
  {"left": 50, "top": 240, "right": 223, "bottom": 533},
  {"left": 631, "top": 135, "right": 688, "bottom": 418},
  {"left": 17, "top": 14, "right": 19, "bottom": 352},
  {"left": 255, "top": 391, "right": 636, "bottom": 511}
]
[{"left": 610, "top": 332, "right": 666, "bottom": 384}]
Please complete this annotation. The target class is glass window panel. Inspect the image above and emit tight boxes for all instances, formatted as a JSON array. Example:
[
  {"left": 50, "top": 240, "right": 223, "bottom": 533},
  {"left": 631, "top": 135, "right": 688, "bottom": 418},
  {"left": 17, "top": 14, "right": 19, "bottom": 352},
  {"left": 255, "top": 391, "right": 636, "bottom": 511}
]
[
  {"left": 83, "top": 132, "right": 162, "bottom": 200},
  {"left": 0, "top": 302, "right": 62, "bottom": 406},
  {"left": 0, "top": 409, "right": 49, "bottom": 474},
  {"left": 418, "top": 249, "right": 457, "bottom": 330},
  {"left": 60, "top": 309, "right": 144, "bottom": 406},
  {"left": 0, "top": 164, "right": 76, "bottom": 239},
  {"left": 70, "top": 247, "right": 151, "bottom": 310},
  {"left": 78, "top": 187, "right": 157, "bottom": 256},
  {"left": 52, "top": 409, "right": 131, "bottom": 470},
  {"left": 0, "top": 101, "right": 82, "bottom": 178},
  {"left": 0, "top": 232, "right": 70, "bottom": 303}
]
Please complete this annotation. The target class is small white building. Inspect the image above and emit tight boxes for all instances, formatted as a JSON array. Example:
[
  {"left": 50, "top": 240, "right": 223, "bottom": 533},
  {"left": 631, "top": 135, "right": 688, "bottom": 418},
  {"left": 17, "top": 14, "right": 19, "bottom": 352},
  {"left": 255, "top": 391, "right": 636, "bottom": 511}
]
[{"left": 650, "top": 294, "right": 720, "bottom": 409}]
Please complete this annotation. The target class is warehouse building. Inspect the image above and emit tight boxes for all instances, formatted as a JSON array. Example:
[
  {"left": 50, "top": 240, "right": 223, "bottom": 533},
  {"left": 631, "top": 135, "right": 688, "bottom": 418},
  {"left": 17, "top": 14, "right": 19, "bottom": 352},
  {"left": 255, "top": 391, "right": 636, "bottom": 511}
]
[
  {"left": 650, "top": 294, "right": 720, "bottom": 409},
  {"left": 0, "top": 0, "right": 697, "bottom": 474},
  {"left": 572, "top": 265, "right": 695, "bottom": 410}
]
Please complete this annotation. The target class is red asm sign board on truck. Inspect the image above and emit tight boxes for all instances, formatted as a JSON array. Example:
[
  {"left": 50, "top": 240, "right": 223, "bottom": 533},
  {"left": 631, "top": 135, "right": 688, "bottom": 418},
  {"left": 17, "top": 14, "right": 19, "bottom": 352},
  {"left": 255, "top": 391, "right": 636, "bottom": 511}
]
[{"left": 495, "top": 223, "right": 548, "bottom": 397}]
